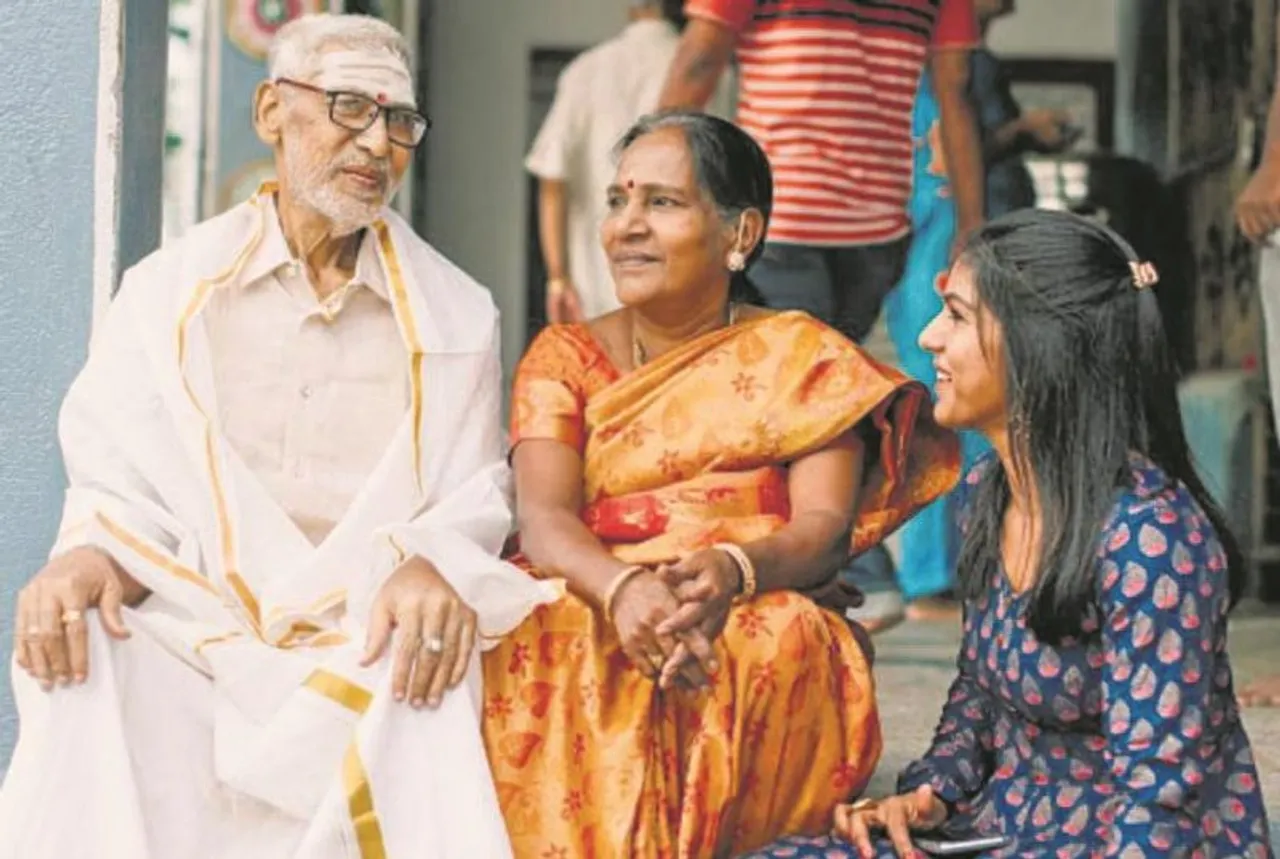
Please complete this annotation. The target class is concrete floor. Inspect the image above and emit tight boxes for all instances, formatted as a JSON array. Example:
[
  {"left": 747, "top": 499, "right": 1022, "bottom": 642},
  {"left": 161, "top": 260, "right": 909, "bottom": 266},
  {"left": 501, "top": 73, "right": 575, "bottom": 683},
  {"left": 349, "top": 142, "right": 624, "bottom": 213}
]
[{"left": 867, "top": 604, "right": 1280, "bottom": 846}]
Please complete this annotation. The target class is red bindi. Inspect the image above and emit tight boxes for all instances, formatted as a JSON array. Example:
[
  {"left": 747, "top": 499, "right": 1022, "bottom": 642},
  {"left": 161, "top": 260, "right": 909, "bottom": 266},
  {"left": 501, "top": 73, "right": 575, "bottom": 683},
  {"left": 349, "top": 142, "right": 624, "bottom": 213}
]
[
  {"left": 626, "top": 179, "right": 635, "bottom": 189},
  {"left": 376, "top": 92, "right": 387, "bottom": 104}
]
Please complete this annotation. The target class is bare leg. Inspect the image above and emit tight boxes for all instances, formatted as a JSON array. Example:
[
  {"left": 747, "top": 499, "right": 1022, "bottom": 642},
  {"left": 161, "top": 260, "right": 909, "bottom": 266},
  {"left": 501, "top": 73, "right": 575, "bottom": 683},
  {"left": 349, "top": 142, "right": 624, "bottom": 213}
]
[
  {"left": 905, "top": 595, "right": 962, "bottom": 623},
  {"left": 1238, "top": 674, "right": 1280, "bottom": 707}
]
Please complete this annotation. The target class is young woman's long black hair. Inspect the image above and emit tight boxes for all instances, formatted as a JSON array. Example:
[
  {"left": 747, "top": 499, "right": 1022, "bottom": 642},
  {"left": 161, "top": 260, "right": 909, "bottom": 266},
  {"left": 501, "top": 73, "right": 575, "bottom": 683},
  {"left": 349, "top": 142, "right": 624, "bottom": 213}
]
[
  {"left": 955, "top": 209, "right": 1246, "bottom": 643},
  {"left": 616, "top": 110, "right": 772, "bottom": 306}
]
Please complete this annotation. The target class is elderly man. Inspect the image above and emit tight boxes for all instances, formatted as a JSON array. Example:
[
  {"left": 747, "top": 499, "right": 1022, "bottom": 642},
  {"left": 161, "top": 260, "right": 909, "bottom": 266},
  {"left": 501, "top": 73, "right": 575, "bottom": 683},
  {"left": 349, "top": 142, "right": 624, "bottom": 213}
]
[{"left": 0, "top": 14, "right": 557, "bottom": 858}]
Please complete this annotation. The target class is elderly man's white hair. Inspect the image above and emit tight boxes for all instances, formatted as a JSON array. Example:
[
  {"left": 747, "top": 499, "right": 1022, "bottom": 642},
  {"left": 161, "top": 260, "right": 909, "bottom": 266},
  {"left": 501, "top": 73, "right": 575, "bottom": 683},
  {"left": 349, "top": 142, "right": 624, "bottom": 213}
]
[{"left": 268, "top": 13, "right": 412, "bottom": 82}]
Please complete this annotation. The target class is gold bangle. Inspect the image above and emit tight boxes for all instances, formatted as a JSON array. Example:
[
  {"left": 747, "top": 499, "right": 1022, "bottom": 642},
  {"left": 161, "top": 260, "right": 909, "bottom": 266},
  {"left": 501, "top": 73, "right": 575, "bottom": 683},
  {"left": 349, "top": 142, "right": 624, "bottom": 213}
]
[
  {"left": 602, "top": 565, "right": 648, "bottom": 625},
  {"left": 712, "top": 542, "right": 757, "bottom": 603},
  {"left": 546, "top": 277, "right": 568, "bottom": 297}
]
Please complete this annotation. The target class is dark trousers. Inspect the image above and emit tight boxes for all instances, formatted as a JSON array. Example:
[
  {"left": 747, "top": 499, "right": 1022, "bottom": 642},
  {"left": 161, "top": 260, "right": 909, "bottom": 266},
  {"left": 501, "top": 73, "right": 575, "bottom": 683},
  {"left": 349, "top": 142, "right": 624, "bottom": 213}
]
[
  {"left": 749, "top": 237, "right": 912, "bottom": 344},
  {"left": 749, "top": 236, "right": 912, "bottom": 594}
]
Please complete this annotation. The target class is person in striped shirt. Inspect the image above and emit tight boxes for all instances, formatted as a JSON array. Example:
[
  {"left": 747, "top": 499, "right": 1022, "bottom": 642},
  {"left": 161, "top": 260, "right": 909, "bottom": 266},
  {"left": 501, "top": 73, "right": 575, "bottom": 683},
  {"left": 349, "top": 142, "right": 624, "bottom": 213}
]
[
  {"left": 660, "top": 0, "right": 985, "bottom": 632},
  {"left": 659, "top": 0, "right": 984, "bottom": 344}
]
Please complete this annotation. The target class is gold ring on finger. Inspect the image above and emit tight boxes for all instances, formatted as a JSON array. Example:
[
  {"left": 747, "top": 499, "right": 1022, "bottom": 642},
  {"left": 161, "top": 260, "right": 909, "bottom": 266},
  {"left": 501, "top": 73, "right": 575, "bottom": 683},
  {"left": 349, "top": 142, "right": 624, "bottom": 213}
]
[
  {"left": 848, "top": 798, "right": 879, "bottom": 813},
  {"left": 61, "top": 610, "right": 84, "bottom": 625},
  {"left": 422, "top": 636, "right": 445, "bottom": 654}
]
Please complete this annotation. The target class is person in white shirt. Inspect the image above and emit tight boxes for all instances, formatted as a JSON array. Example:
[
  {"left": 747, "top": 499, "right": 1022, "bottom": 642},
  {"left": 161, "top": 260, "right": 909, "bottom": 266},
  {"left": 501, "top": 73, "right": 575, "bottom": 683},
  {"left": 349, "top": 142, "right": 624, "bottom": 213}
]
[
  {"left": 0, "top": 14, "right": 558, "bottom": 858},
  {"left": 527, "top": 0, "right": 731, "bottom": 323},
  {"left": 1235, "top": 15, "right": 1280, "bottom": 710}
]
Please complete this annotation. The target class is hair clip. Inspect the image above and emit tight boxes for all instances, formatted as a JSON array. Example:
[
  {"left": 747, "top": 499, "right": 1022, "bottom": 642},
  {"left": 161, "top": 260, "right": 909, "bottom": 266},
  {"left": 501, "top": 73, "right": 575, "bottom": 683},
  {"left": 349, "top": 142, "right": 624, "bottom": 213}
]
[{"left": 1129, "top": 260, "right": 1159, "bottom": 290}]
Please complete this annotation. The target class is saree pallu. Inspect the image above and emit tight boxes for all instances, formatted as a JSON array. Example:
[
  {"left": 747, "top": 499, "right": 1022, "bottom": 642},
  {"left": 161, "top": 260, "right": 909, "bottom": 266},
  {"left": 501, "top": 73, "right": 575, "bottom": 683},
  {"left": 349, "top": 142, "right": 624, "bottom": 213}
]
[{"left": 482, "top": 312, "right": 960, "bottom": 858}]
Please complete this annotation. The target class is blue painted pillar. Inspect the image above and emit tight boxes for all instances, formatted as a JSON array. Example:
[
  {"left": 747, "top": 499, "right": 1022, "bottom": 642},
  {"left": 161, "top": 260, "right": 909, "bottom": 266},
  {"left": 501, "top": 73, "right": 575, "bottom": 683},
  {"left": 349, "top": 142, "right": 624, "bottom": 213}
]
[{"left": 0, "top": 0, "right": 167, "bottom": 765}]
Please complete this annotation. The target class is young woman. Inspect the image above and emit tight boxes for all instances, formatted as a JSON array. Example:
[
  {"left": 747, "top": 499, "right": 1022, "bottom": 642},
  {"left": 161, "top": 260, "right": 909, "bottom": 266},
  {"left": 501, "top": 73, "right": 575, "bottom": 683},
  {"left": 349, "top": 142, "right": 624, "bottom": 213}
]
[{"left": 752, "top": 209, "right": 1272, "bottom": 857}]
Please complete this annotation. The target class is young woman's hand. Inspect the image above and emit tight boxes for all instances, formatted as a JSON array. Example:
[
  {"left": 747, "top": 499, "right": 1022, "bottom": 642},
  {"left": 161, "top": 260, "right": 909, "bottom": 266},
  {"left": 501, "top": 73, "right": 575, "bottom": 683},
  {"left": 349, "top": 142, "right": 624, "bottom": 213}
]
[{"left": 833, "top": 785, "right": 947, "bottom": 858}]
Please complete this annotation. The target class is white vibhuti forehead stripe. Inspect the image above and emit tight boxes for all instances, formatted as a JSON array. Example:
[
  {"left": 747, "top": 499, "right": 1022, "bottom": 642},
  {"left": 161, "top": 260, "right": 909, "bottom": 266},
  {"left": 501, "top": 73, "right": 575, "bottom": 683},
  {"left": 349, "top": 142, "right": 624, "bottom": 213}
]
[{"left": 311, "top": 49, "right": 415, "bottom": 108}]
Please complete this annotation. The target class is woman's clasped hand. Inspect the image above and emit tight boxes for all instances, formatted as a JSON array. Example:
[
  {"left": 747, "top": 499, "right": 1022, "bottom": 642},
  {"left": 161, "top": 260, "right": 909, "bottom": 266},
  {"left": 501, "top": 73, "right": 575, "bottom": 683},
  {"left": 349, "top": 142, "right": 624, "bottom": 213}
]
[{"left": 606, "top": 547, "right": 746, "bottom": 689}]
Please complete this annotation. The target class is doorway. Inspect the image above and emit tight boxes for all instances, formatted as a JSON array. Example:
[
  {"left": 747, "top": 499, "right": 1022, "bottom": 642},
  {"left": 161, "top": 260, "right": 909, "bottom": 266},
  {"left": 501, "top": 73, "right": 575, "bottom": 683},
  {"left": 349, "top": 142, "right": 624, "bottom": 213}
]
[{"left": 524, "top": 47, "right": 583, "bottom": 344}]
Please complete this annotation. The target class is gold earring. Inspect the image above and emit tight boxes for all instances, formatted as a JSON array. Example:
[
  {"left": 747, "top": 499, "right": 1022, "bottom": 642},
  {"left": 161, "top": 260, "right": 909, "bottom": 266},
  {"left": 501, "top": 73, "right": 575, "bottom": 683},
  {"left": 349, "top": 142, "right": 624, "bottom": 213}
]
[{"left": 727, "top": 251, "right": 746, "bottom": 272}]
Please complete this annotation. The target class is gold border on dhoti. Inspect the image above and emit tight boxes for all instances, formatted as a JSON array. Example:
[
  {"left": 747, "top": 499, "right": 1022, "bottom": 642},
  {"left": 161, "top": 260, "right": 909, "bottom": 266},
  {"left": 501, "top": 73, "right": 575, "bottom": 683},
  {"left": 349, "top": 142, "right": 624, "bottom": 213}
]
[
  {"left": 95, "top": 513, "right": 219, "bottom": 596},
  {"left": 371, "top": 221, "right": 424, "bottom": 491},
  {"left": 342, "top": 741, "right": 388, "bottom": 859},
  {"left": 287, "top": 629, "right": 348, "bottom": 649},
  {"left": 303, "top": 668, "right": 373, "bottom": 715},
  {"left": 174, "top": 190, "right": 270, "bottom": 632},
  {"left": 193, "top": 630, "right": 245, "bottom": 656},
  {"left": 264, "top": 588, "right": 348, "bottom": 629},
  {"left": 303, "top": 669, "right": 387, "bottom": 858}
]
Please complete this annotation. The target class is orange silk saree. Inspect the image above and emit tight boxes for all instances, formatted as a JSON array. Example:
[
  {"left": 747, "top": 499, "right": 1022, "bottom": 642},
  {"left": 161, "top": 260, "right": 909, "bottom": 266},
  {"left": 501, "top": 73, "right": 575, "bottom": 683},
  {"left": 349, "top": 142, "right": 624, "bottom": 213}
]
[{"left": 482, "top": 312, "right": 959, "bottom": 858}]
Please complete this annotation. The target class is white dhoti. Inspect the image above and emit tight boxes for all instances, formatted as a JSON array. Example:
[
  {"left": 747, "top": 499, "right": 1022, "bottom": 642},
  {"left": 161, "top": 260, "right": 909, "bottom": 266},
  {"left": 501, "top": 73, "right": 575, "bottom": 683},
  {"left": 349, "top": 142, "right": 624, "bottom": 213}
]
[
  {"left": 0, "top": 190, "right": 561, "bottom": 858},
  {"left": 1, "top": 614, "right": 517, "bottom": 858}
]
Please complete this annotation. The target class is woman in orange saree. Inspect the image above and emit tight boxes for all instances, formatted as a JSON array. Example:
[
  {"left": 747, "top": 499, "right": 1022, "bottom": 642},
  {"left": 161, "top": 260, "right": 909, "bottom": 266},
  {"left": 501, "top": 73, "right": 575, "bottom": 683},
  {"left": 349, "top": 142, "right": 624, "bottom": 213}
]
[{"left": 481, "top": 112, "right": 960, "bottom": 858}]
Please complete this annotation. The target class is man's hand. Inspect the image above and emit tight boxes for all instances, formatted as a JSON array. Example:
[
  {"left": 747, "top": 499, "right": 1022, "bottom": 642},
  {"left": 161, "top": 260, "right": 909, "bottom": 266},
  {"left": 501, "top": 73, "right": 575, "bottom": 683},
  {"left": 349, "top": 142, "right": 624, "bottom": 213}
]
[
  {"left": 1236, "top": 159, "right": 1280, "bottom": 242},
  {"left": 14, "top": 546, "right": 133, "bottom": 690},
  {"left": 361, "top": 556, "right": 477, "bottom": 709},
  {"left": 931, "top": 49, "right": 985, "bottom": 262},
  {"left": 1019, "top": 108, "right": 1073, "bottom": 152},
  {"left": 546, "top": 278, "right": 584, "bottom": 324}
]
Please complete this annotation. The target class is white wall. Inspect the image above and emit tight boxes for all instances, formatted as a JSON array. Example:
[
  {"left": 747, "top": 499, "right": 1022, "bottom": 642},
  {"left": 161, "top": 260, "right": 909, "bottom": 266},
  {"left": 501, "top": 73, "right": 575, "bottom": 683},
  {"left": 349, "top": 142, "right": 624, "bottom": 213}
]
[
  {"left": 425, "top": 1, "right": 627, "bottom": 379},
  {"left": 987, "top": 0, "right": 1116, "bottom": 58}
]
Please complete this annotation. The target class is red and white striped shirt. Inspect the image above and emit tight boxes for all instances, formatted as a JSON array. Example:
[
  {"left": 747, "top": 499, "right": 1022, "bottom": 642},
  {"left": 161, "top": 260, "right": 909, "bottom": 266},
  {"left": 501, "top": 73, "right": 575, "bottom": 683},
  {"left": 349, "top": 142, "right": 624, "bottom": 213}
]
[{"left": 686, "top": 0, "right": 978, "bottom": 247}]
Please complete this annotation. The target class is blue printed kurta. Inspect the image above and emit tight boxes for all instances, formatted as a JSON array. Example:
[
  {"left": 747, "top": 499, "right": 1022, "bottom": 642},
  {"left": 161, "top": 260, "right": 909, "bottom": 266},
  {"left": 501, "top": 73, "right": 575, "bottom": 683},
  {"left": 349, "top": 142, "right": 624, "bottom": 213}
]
[{"left": 749, "top": 457, "right": 1272, "bottom": 858}]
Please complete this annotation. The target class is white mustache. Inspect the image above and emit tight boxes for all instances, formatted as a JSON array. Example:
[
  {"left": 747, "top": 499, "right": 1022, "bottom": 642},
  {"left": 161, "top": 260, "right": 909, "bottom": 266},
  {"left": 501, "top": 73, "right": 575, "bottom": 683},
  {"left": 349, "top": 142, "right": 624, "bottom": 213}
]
[{"left": 331, "top": 157, "right": 388, "bottom": 186}]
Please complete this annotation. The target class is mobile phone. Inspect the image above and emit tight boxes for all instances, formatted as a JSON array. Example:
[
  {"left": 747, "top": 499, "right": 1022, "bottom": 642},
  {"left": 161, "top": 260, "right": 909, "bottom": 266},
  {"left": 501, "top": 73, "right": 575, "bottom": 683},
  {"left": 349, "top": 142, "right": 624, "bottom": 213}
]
[{"left": 914, "top": 834, "right": 1012, "bottom": 856}]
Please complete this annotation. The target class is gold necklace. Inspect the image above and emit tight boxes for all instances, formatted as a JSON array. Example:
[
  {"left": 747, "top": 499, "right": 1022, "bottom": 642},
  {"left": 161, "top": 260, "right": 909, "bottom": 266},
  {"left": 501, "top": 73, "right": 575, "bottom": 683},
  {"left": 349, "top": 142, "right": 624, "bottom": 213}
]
[{"left": 632, "top": 303, "right": 739, "bottom": 367}]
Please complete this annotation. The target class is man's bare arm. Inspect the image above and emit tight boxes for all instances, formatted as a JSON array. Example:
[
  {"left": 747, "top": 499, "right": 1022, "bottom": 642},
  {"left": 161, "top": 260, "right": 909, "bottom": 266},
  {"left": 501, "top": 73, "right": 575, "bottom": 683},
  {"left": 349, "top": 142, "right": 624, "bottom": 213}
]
[
  {"left": 536, "top": 178, "right": 584, "bottom": 322},
  {"left": 658, "top": 18, "right": 738, "bottom": 110},
  {"left": 1236, "top": 19, "right": 1280, "bottom": 241},
  {"left": 1259, "top": 31, "right": 1280, "bottom": 171},
  {"left": 537, "top": 178, "right": 570, "bottom": 284},
  {"left": 931, "top": 48, "right": 985, "bottom": 249}
]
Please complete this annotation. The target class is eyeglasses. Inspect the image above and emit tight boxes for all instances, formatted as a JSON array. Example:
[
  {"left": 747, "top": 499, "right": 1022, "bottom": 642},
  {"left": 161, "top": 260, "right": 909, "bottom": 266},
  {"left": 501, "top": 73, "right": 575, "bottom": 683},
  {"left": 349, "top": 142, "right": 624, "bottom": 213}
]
[{"left": 275, "top": 78, "right": 431, "bottom": 149}]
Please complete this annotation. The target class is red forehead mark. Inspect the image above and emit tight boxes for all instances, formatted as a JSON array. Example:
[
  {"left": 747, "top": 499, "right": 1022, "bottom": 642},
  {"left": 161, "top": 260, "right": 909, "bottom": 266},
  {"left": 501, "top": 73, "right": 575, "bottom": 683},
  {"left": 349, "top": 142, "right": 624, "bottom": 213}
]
[
  {"left": 626, "top": 179, "right": 635, "bottom": 189},
  {"left": 376, "top": 92, "right": 387, "bottom": 104}
]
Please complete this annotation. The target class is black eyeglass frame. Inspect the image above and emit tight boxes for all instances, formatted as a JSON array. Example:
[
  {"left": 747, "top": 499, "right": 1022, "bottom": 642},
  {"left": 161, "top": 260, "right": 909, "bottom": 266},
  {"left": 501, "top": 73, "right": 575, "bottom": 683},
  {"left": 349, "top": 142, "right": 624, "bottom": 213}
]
[{"left": 275, "top": 77, "right": 431, "bottom": 149}]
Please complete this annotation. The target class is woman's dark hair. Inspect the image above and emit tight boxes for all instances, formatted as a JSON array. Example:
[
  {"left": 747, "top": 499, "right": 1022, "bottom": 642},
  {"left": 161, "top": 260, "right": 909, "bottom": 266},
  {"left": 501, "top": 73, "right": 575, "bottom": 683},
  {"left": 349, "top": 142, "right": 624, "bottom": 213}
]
[
  {"left": 616, "top": 110, "right": 772, "bottom": 305},
  {"left": 955, "top": 208, "right": 1245, "bottom": 643}
]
